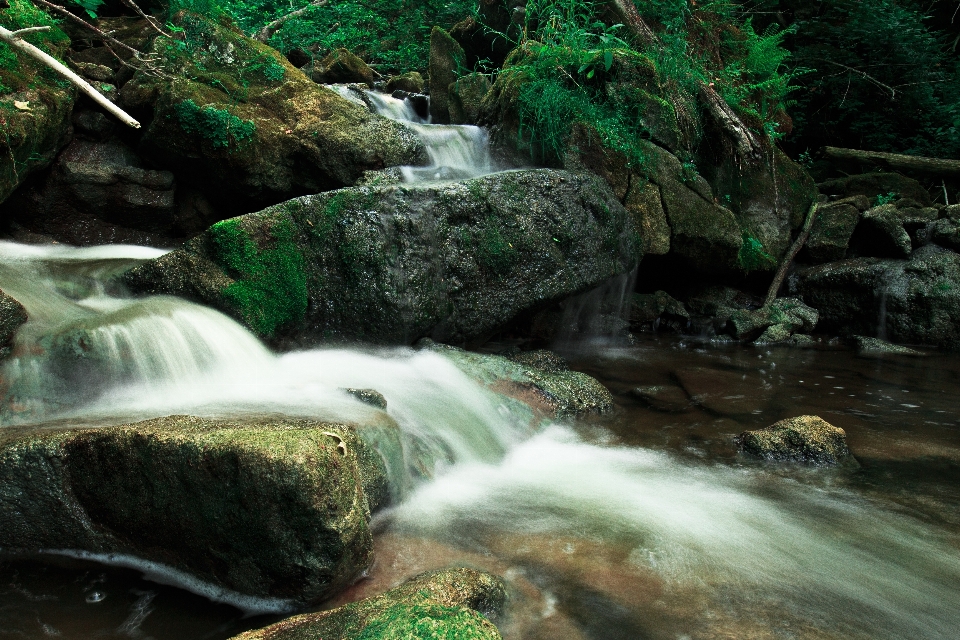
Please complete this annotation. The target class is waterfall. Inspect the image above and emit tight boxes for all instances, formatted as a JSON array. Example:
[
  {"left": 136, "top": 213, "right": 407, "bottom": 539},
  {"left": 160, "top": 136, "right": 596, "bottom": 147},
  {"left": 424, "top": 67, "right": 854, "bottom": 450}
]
[{"left": 334, "top": 84, "right": 498, "bottom": 183}]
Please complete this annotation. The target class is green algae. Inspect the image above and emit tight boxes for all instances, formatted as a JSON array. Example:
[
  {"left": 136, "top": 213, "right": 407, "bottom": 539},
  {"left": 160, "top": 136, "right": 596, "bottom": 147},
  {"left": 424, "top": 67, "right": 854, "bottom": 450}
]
[{"left": 357, "top": 602, "right": 500, "bottom": 640}]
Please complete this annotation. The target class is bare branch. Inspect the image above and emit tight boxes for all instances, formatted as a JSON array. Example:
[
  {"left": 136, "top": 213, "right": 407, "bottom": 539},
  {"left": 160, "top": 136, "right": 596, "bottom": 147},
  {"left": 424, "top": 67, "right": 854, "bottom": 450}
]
[
  {"left": 119, "top": 0, "right": 170, "bottom": 39},
  {"left": 764, "top": 201, "right": 819, "bottom": 306},
  {"left": 10, "top": 26, "right": 51, "bottom": 36},
  {"left": 813, "top": 58, "right": 897, "bottom": 98},
  {"left": 29, "top": 0, "right": 146, "bottom": 57},
  {"left": 255, "top": 0, "right": 328, "bottom": 43},
  {"left": 0, "top": 24, "right": 140, "bottom": 128}
]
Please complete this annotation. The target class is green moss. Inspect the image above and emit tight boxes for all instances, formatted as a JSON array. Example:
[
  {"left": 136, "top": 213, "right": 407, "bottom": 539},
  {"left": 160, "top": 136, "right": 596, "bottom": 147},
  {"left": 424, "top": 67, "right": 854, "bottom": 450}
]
[
  {"left": 475, "top": 216, "right": 520, "bottom": 276},
  {"left": 357, "top": 602, "right": 499, "bottom": 640},
  {"left": 175, "top": 99, "right": 256, "bottom": 150},
  {"left": 738, "top": 231, "right": 776, "bottom": 272},
  {"left": 210, "top": 216, "right": 307, "bottom": 338}
]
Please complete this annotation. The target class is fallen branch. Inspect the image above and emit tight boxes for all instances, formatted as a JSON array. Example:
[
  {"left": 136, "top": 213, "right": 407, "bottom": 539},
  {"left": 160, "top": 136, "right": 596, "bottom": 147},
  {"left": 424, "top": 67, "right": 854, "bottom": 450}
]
[
  {"left": 119, "top": 0, "right": 170, "bottom": 39},
  {"left": 30, "top": 0, "right": 145, "bottom": 58},
  {"left": 764, "top": 200, "right": 819, "bottom": 306},
  {"left": 0, "top": 24, "right": 141, "bottom": 128},
  {"left": 255, "top": 0, "right": 328, "bottom": 43},
  {"left": 823, "top": 146, "right": 960, "bottom": 178}
]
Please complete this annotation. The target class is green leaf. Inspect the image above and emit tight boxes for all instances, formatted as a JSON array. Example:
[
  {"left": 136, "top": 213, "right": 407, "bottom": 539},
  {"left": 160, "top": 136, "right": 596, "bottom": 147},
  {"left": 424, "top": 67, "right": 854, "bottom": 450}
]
[{"left": 603, "top": 50, "right": 613, "bottom": 72}]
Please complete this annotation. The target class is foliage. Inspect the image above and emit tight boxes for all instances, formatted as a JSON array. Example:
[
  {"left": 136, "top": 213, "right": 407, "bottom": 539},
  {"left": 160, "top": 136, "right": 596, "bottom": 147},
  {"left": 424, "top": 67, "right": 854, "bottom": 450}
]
[
  {"left": 211, "top": 216, "right": 307, "bottom": 338},
  {"left": 219, "top": 0, "right": 475, "bottom": 73},
  {"left": 0, "top": 0, "right": 70, "bottom": 95},
  {"left": 875, "top": 191, "right": 898, "bottom": 206},
  {"left": 760, "top": 0, "right": 960, "bottom": 158},
  {"left": 738, "top": 231, "right": 776, "bottom": 272},
  {"left": 357, "top": 603, "right": 498, "bottom": 640},
  {"left": 174, "top": 99, "right": 256, "bottom": 149}
]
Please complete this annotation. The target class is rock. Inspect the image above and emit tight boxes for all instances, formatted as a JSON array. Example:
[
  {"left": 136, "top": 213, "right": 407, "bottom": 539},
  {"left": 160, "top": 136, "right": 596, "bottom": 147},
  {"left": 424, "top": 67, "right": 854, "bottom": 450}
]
[
  {"left": 310, "top": 48, "right": 375, "bottom": 86},
  {"left": 851, "top": 204, "right": 913, "bottom": 258},
  {"left": 119, "top": 12, "right": 425, "bottom": 214},
  {"left": 736, "top": 415, "right": 852, "bottom": 465},
  {"left": 0, "top": 288, "right": 27, "bottom": 359},
  {"left": 448, "top": 73, "right": 492, "bottom": 125},
  {"left": 853, "top": 335, "right": 925, "bottom": 357},
  {"left": 433, "top": 345, "right": 613, "bottom": 418},
  {"left": 508, "top": 349, "right": 568, "bottom": 373},
  {"left": 818, "top": 172, "right": 933, "bottom": 207},
  {"left": 673, "top": 366, "right": 768, "bottom": 417},
  {"left": 944, "top": 204, "right": 960, "bottom": 223},
  {"left": 927, "top": 217, "right": 960, "bottom": 252},
  {"left": 728, "top": 297, "right": 818, "bottom": 340},
  {"left": 385, "top": 71, "right": 424, "bottom": 94},
  {"left": 805, "top": 199, "right": 861, "bottom": 263},
  {"left": 0, "top": 416, "right": 392, "bottom": 604},
  {"left": 4, "top": 138, "right": 179, "bottom": 245},
  {"left": 227, "top": 567, "right": 505, "bottom": 640},
  {"left": 630, "top": 290, "right": 689, "bottom": 331},
  {"left": 796, "top": 245, "right": 960, "bottom": 349},
  {"left": 752, "top": 323, "right": 793, "bottom": 344},
  {"left": 429, "top": 26, "right": 466, "bottom": 124},
  {"left": 122, "top": 169, "right": 640, "bottom": 345},
  {"left": 629, "top": 385, "right": 691, "bottom": 412},
  {"left": 343, "top": 388, "right": 388, "bottom": 410}
]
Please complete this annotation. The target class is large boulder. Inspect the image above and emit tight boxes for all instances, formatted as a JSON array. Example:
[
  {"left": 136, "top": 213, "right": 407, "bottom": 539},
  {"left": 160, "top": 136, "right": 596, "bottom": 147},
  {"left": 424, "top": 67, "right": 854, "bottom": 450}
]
[
  {"left": 122, "top": 169, "right": 640, "bottom": 345},
  {"left": 803, "top": 196, "right": 866, "bottom": 263},
  {"left": 736, "top": 415, "right": 852, "bottom": 465},
  {"left": 795, "top": 245, "right": 960, "bottom": 348},
  {"left": 0, "top": 416, "right": 391, "bottom": 605},
  {"left": 308, "top": 48, "right": 375, "bottom": 86},
  {"left": 429, "top": 26, "right": 466, "bottom": 124},
  {"left": 229, "top": 567, "right": 506, "bottom": 640},
  {"left": 119, "top": 12, "right": 426, "bottom": 214}
]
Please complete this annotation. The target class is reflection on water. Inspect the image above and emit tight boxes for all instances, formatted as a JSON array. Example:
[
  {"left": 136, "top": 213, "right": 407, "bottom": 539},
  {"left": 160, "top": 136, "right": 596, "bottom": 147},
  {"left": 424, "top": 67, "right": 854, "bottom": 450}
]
[{"left": 1, "top": 243, "right": 960, "bottom": 639}]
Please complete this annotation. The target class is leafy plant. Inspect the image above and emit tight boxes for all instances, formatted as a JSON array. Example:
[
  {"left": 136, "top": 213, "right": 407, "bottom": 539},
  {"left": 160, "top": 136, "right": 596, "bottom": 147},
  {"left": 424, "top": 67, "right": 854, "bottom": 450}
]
[
  {"left": 875, "top": 191, "right": 898, "bottom": 206},
  {"left": 175, "top": 99, "right": 256, "bottom": 150}
]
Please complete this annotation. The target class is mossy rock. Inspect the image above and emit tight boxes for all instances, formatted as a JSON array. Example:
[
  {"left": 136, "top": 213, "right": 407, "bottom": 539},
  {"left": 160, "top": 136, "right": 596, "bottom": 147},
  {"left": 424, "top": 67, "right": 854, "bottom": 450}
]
[
  {"left": 229, "top": 567, "right": 505, "bottom": 640},
  {"left": 386, "top": 71, "right": 425, "bottom": 94},
  {"left": 429, "top": 26, "right": 465, "bottom": 124},
  {"left": 851, "top": 204, "right": 913, "bottom": 259},
  {"left": 796, "top": 245, "right": 960, "bottom": 349},
  {"left": 736, "top": 415, "right": 852, "bottom": 465},
  {"left": 122, "top": 169, "right": 640, "bottom": 345},
  {"left": 119, "top": 12, "right": 425, "bottom": 213},
  {"left": 311, "top": 48, "right": 375, "bottom": 86},
  {"left": 0, "top": 287, "right": 26, "bottom": 358},
  {"left": 448, "top": 72, "right": 491, "bottom": 125},
  {"left": 0, "top": 1, "right": 75, "bottom": 206},
  {"left": 0, "top": 415, "right": 395, "bottom": 604},
  {"left": 805, "top": 199, "right": 862, "bottom": 263}
]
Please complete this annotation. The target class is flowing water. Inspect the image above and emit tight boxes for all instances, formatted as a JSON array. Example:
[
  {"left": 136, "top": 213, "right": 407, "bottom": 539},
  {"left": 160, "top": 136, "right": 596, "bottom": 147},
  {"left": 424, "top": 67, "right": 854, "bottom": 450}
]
[
  {"left": 332, "top": 85, "right": 497, "bottom": 182},
  {"left": 1, "top": 244, "right": 959, "bottom": 639}
]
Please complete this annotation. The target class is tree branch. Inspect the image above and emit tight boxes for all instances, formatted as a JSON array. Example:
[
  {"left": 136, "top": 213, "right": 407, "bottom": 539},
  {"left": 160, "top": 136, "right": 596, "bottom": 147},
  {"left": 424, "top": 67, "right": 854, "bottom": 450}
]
[
  {"left": 255, "top": 0, "right": 328, "bottom": 43},
  {"left": 29, "top": 0, "right": 145, "bottom": 58},
  {"left": 764, "top": 201, "right": 818, "bottom": 306},
  {"left": 119, "top": 0, "right": 170, "bottom": 39},
  {"left": 0, "top": 24, "right": 140, "bottom": 128}
]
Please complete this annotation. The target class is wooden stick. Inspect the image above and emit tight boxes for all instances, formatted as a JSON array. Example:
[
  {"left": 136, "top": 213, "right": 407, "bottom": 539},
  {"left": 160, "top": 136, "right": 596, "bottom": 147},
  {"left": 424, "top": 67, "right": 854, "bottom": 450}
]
[
  {"left": 255, "top": 0, "right": 328, "bottom": 43},
  {"left": 0, "top": 25, "right": 141, "bottom": 128},
  {"left": 823, "top": 146, "right": 960, "bottom": 178},
  {"left": 30, "top": 0, "right": 145, "bottom": 57},
  {"left": 764, "top": 201, "right": 819, "bottom": 306}
]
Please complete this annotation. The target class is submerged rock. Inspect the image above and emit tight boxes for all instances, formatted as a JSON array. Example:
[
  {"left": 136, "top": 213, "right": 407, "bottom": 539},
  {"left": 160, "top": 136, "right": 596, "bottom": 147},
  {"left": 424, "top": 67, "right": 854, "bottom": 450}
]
[
  {"left": 122, "top": 169, "right": 639, "bottom": 346},
  {"left": 853, "top": 335, "right": 926, "bottom": 357},
  {"left": 796, "top": 245, "right": 960, "bottom": 349},
  {"left": 736, "top": 415, "right": 852, "bottom": 465},
  {"left": 229, "top": 567, "right": 505, "bottom": 640},
  {"left": 629, "top": 384, "right": 691, "bottom": 413},
  {"left": 0, "top": 416, "right": 391, "bottom": 604}
]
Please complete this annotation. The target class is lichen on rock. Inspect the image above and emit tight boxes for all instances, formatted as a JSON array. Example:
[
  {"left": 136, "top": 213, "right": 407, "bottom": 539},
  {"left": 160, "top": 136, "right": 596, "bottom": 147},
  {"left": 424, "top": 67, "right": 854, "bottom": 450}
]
[{"left": 736, "top": 415, "right": 852, "bottom": 465}]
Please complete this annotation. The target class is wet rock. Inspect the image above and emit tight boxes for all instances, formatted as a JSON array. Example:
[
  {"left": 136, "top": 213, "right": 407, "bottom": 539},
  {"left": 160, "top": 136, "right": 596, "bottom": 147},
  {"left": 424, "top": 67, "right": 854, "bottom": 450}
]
[
  {"left": 944, "top": 204, "right": 960, "bottom": 223},
  {"left": 508, "top": 349, "right": 568, "bottom": 374},
  {"left": 630, "top": 290, "right": 690, "bottom": 331},
  {"left": 752, "top": 323, "right": 793, "bottom": 345},
  {"left": 449, "top": 73, "right": 492, "bottom": 125},
  {"left": 818, "top": 172, "right": 933, "bottom": 207},
  {"left": 728, "top": 297, "right": 818, "bottom": 341},
  {"left": 736, "top": 415, "right": 852, "bottom": 465},
  {"left": 309, "top": 48, "right": 375, "bottom": 86},
  {"left": 0, "top": 416, "right": 391, "bottom": 604},
  {"left": 673, "top": 366, "right": 767, "bottom": 417},
  {"left": 433, "top": 345, "right": 613, "bottom": 418},
  {"left": 853, "top": 335, "right": 926, "bottom": 357},
  {"left": 122, "top": 169, "right": 639, "bottom": 346},
  {"left": 228, "top": 567, "right": 505, "bottom": 640},
  {"left": 119, "top": 13, "right": 425, "bottom": 214},
  {"left": 343, "top": 388, "right": 388, "bottom": 410},
  {"left": 927, "top": 218, "right": 960, "bottom": 252},
  {"left": 385, "top": 71, "right": 424, "bottom": 94},
  {"left": 629, "top": 385, "right": 691, "bottom": 412},
  {"left": 805, "top": 198, "right": 861, "bottom": 263},
  {"left": 429, "top": 26, "right": 466, "bottom": 124},
  {"left": 0, "top": 288, "right": 27, "bottom": 359},
  {"left": 851, "top": 204, "right": 913, "bottom": 258},
  {"left": 796, "top": 245, "right": 960, "bottom": 349}
]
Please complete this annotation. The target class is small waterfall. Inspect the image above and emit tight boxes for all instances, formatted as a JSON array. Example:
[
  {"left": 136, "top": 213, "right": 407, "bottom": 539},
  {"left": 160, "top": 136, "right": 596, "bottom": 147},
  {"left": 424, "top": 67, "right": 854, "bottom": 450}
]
[
  {"left": 552, "top": 267, "right": 638, "bottom": 351},
  {"left": 335, "top": 85, "right": 497, "bottom": 183}
]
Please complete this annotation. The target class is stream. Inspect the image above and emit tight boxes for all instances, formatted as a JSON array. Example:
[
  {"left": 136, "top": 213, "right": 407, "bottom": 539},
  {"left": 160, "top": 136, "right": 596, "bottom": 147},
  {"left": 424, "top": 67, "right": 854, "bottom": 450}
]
[{"left": 1, "top": 92, "right": 959, "bottom": 640}]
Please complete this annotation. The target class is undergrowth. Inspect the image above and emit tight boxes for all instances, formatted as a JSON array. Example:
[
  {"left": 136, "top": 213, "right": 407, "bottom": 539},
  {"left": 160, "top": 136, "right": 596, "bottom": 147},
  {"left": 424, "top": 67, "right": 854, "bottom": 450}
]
[{"left": 174, "top": 99, "right": 256, "bottom": 150}]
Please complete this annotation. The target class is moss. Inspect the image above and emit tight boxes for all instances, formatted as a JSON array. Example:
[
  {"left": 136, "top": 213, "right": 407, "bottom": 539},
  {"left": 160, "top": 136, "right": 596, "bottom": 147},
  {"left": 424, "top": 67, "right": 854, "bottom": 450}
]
[
  {"left": 737, "top": 231, "right": 776, "bottom": 272},
  {"left": 357, "top": 603, "right": 500, "bottom": 640},
  {"left": 475, "top": 216, "right": 519, "bottom": 276},
  {"left": 211, "top": 216, "right": 307, "bottom": 338},
  {"left": 175, "top": 99, "right": 256, "bottom": 150}
]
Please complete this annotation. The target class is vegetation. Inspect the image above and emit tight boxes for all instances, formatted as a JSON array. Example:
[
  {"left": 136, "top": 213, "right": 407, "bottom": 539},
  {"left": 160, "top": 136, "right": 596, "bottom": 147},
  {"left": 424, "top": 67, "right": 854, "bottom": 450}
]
[{"left": 0, "top": 0, "right": 69, "bottom": 94}]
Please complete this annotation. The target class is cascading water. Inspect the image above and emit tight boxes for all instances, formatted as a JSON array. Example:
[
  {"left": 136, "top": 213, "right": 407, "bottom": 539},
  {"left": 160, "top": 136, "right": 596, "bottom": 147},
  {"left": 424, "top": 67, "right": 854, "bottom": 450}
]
[
  {"left": 333, "top": 84, "right": 497, "bottom": 182},
  {"left": 2, "top": 241, "right": 960, "bottom": 640}
]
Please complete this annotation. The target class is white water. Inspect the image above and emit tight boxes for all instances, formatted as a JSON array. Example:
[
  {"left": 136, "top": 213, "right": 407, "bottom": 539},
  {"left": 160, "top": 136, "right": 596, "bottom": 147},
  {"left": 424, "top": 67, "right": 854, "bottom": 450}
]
[
  {"left": 2, "top": 243, "right": 960, "bottom": 638},
  {"left": 333, "top": 84, "right": 496, "bottom": 183}
]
